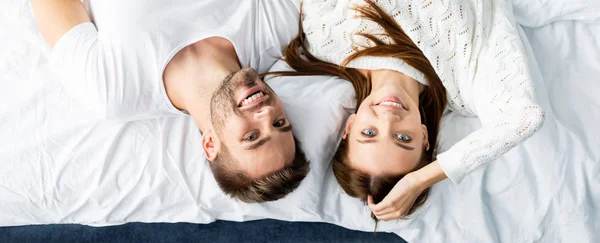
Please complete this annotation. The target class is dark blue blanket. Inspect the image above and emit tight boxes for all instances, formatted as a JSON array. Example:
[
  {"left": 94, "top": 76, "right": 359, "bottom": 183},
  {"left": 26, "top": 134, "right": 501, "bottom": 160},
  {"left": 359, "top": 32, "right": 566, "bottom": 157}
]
[{"left": 0, "top": 220, "right": 405, "bottom": 243}]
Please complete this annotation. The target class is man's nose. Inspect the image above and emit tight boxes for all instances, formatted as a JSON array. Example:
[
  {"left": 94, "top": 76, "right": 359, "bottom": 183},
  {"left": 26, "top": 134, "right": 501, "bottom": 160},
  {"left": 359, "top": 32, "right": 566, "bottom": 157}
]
[
  {"left": 240, "top": 67, "right": 258, "bottom": 74},
  {"left": 254, "top": 106, "right": 274, "bottom": 120}
]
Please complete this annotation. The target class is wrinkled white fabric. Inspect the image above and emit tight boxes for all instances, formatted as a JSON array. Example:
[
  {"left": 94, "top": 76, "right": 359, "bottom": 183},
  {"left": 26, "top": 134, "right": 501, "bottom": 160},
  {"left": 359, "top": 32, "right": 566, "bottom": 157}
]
[{"left": 0, "top": 0, "right": 598, "bottom": 242}]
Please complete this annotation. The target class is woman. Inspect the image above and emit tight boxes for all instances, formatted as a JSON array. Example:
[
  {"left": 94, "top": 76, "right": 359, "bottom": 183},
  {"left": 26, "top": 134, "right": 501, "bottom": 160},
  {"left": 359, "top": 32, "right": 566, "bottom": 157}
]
[{"left": 274, "top": 0, "right": 546, "bottom": 221}]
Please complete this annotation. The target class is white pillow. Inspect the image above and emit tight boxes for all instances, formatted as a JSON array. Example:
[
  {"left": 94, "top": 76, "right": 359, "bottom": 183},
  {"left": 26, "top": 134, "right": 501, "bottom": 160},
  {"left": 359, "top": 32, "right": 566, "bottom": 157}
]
[{"left": 265, "top": 59, "right": 355, "bottom": 178}]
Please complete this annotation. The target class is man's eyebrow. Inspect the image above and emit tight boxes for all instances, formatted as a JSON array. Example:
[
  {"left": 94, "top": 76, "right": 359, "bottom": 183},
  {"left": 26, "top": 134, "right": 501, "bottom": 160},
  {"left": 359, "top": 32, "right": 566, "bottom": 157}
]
[
  {"left": 356, "top": 139, "right": 415, "bottom": 150},
  {"left": 244, "top": 124, "right": 292, "bottom": 150},
  {"left": 279, "top": 124, "right": 293, "bottom": 133},
  {"left": 245, "top": 136, "right": 272, "bottom": 150}
]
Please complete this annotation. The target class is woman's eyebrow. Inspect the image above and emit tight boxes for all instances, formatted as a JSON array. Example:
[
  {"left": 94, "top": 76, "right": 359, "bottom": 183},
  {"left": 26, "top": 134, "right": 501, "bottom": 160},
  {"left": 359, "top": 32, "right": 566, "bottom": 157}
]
[
  {"left": 394, "top": 142, "right": 415, "bottom": 150},
  {"left": 356, "top": 139, "right": 415, "bottom": 150}
]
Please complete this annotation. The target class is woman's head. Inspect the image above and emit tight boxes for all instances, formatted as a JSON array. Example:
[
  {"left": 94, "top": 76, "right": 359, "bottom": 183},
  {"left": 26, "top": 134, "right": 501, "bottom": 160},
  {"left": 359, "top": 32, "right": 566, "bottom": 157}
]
[
  {"left": 343, "top": 72, "right": 429, "bottom": 177},
  {"left": 270, "top": 0, "right": 447, "bottom": 217},
  {"left": 332, "top": 1, "right": 447, "bottom": 217},
  {"left": 333, "top": 69, "right": 440, "bottom": 217}
]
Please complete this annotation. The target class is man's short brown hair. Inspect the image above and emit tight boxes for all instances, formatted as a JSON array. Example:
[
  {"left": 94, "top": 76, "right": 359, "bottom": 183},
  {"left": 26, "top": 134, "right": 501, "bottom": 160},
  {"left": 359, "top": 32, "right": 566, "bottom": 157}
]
[{"left": 209, "top": 137, "right": 309, "bottom": 203}]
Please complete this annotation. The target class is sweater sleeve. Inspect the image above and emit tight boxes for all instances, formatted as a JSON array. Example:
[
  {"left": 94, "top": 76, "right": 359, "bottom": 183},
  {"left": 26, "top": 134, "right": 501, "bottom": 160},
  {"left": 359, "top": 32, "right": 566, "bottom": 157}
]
[{"left": 437, "top": 1, "right": 545, "bottom": 185}]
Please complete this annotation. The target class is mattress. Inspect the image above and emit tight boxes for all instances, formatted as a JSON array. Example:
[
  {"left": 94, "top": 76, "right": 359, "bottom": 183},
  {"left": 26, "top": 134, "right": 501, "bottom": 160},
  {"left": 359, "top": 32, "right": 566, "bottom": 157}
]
[{"left": 0, "top": 0, "right": 598, "bottom": 242}]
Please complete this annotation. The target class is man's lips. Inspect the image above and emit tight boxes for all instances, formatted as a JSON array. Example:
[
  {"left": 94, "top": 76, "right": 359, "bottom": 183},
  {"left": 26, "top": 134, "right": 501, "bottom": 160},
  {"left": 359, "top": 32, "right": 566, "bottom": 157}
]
[
  {"left": 238, "top": 87, "right": 271, "bottom": 109},
  {"left": 240, "top": 93, "right": 269, "bottom": 109},
  {"left": 237, "top": 86, "right": 264, "bottom": 107}
]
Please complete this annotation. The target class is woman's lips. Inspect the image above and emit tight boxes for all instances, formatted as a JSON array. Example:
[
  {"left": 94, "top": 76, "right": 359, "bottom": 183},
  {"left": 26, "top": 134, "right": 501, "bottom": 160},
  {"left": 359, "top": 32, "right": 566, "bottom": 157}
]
[{"left": 375, "top": 96, "right": 407, "bottom": 110}]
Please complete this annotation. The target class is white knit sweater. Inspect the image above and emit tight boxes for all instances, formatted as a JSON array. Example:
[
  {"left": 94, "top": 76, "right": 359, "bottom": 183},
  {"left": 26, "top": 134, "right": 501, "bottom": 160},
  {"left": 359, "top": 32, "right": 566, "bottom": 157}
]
[{"left": 302, "top": 0, "right": 545, "bottom": 184}]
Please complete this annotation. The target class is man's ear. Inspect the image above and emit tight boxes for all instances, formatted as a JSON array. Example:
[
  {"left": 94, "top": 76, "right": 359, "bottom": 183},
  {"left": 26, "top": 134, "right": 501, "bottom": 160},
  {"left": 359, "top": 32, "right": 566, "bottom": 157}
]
[
  {"left": 421, "top": 124, "right": 430, "bottom": 151},
  {"left": 342, "top": 114, "right": 356, "bottom": 139},
  {"left": 202, "top": 129, "right": 220, "bottom": 162}
]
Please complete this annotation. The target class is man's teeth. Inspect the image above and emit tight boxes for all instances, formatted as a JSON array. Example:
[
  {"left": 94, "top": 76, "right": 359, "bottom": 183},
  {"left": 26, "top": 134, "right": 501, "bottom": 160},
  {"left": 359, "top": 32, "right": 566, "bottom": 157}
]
[
  {"left": 379, "top": 101, "right": 403, "bottom": 108},
  {"left": 242, "top": 92, "right": 265, "bottom": 105}
]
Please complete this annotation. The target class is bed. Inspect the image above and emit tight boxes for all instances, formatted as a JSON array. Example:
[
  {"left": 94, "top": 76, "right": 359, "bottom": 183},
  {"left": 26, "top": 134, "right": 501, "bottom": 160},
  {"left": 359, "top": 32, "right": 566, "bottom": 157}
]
[{"left": 1, "top": 0, "right": 598, "bottom": 242}]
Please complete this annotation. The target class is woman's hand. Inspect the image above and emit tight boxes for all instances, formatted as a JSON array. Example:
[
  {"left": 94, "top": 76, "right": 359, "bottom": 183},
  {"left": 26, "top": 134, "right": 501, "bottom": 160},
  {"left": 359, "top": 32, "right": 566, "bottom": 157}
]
[
  {"left": 368, "top": 160, "right": 448, "bottom": 221},
  {"left": 367, "top": 173, "right": 423, "bottom": 221}
]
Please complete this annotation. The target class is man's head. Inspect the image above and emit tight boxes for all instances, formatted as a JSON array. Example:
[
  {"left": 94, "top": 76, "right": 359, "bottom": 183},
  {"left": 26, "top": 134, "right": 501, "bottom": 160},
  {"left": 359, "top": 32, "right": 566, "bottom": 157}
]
[{"left": 202, "top": 67, "right": 309, "bottom": 202}]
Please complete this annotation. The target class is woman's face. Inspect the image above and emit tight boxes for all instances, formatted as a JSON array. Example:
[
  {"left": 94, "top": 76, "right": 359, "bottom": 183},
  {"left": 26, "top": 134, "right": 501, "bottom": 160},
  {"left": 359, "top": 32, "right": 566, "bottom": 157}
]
[{"left": 343, "top": 80, "right": 429, "bottom": 176}]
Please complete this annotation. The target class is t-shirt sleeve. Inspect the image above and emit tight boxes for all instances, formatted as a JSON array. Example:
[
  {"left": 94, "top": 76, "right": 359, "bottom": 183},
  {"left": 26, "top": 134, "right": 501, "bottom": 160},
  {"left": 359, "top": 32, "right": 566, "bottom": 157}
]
[{"left": 50, "top": 22, "right": 110, "bottom": 118}]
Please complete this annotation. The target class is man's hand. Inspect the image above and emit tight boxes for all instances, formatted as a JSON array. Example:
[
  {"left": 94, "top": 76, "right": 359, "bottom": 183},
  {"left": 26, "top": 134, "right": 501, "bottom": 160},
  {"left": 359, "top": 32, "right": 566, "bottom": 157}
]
[{"left": 30, "top": 0, "right": 91, "bottom": 47}]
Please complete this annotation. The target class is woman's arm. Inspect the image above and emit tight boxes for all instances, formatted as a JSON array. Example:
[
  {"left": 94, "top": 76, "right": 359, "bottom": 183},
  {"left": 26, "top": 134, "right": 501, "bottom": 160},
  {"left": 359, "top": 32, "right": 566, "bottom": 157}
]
[
  {"left": 30, "top": 0, "right": 91, "bottom": 48},
  {"left": 435, "top": 0, "right": 546, "bottom": 185},
  {"left": 437, "top": 99, "right": 545, "bottom": 184},
  {"left": 370, "top": 0, "right": 545, "bottom": 220},
  {"left": 370, "top": 78, "right": 545, "bottom": 220}
]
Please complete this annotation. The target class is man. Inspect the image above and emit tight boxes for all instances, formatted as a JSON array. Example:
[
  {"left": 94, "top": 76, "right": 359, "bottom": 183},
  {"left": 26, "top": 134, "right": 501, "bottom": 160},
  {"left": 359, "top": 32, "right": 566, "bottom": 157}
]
[{"left": 30, "top": 0, "right": 309, "bottom": 202}]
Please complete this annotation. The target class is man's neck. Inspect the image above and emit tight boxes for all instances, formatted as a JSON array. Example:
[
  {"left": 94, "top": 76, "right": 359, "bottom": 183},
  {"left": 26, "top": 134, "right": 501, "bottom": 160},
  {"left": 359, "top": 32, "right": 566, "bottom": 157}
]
[{"left": 163, "top": 37, "right": 240, "bottom": 131}]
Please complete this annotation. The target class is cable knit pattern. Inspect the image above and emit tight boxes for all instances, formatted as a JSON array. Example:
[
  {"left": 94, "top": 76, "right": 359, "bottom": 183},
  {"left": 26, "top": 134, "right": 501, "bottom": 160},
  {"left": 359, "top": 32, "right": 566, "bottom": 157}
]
[{"left": 302, "top": 0, "right": 545, "bottom": 184}]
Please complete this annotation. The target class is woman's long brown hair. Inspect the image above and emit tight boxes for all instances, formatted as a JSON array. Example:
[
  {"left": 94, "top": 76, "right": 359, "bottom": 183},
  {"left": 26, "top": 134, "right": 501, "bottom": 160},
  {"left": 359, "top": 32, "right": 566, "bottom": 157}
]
[{"left": 269, "top": 0, "right": 447, "bottom": 221}]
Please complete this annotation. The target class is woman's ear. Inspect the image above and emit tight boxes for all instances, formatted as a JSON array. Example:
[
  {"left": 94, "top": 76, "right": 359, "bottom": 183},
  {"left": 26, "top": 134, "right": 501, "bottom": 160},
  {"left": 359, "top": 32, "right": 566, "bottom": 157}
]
[
  {"left": 342, "top": 114, "right": 356, "bottom": 139},
  {"left": 202, "top": 129, "right": 220, "bottom": 162},
  {"left": 421, "top": 124, "right": 430, "bottom": 151}
]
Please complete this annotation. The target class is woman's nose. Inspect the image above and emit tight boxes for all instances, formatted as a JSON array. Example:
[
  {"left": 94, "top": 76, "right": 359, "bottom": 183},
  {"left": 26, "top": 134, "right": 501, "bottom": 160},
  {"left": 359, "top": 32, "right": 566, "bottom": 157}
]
[{"left": 379, "top": 111, "right": 400, "bottom": 122}]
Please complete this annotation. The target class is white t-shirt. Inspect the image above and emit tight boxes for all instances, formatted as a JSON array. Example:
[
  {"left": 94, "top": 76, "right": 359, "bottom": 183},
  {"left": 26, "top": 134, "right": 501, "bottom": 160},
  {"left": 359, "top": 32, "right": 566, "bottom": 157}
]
[{"left": 50, "top": 0, "right": 300, "bottom": 121}]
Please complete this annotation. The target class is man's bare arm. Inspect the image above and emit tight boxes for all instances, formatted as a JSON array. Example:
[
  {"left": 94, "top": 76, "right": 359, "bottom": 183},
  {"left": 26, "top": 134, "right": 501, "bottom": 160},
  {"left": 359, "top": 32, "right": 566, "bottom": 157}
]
[{"left": 30, "top": 0, "right": 91, "bottom": 48}]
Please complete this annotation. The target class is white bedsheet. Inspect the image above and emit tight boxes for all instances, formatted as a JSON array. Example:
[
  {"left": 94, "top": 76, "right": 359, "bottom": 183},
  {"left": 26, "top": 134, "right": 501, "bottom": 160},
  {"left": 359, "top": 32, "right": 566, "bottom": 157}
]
[{"left": 0, "top": 1, "right": 598, "bottom": 242}]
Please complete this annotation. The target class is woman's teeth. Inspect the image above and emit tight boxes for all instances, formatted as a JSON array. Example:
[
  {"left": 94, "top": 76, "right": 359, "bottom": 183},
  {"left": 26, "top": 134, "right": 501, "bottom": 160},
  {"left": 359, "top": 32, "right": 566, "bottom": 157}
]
[
  {"left": 379, "top": 101, "right": 403, "bottom": 109},
  {"left": 242, "top": 92, "right": 265, "bottom": 105}
]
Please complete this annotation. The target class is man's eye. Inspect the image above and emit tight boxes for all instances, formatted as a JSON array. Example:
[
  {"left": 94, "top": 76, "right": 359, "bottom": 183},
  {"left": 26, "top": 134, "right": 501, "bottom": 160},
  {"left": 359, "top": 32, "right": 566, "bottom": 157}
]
[
  {"left": 361, "top": 129, "right": 376, "bottom": 137},
  {"left": 273, "top": 119, "right": 286, "bottom": 127},
  {"left": 244, "top": 133, "right": 259, "bottom": 142}
]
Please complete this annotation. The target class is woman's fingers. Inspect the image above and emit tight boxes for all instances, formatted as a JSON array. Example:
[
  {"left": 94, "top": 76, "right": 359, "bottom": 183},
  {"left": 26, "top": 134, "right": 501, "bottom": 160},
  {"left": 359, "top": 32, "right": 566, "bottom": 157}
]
[
  {"left": 367, "top": 195, "right": 385, "bottom": 213},
  {"left": 368, "top": 196, "right": 400, "bottom": 217},
  {"left": 371, "top": 198, "right": 393, "bottom": 213},
  {"left": 371, "top": 198, "right": 392, "bottom": 212},
  {"left": 367, "top": 195, "right": 376, "bottom": 207},
  {"left": 372, "top": 204, "right": 397, "bottom": 216},
  {"left": 375, "top": 211, "right": 406, "bottom": 221}
]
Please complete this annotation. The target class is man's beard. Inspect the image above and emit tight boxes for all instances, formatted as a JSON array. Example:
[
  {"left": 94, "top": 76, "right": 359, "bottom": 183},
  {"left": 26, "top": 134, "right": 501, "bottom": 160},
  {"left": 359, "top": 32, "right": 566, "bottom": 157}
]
[{"left": 209, "top": 69, "right": 274, "bottom": 136}]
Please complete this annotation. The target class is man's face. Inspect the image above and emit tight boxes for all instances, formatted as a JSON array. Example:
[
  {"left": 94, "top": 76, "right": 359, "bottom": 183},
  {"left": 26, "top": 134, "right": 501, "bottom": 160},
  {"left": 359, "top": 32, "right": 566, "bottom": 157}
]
[{"left": 210, "top": 68, "right": 295, "bottom": 178}]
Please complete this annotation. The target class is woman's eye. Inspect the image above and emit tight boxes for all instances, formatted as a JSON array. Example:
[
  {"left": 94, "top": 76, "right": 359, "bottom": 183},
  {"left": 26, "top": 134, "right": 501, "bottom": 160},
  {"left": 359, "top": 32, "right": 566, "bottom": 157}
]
[
  {"left": 396, "top": 134, "right": 411, "bottom": 142},
  {"left": 361, "top": 129, "right": 377, "bottom": 137},
  {"left": 244, "top": 133, "right": 259, "bottom": 142},
  {"left": 273, "top": 119, "right": 286, "bottom": 127}
]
